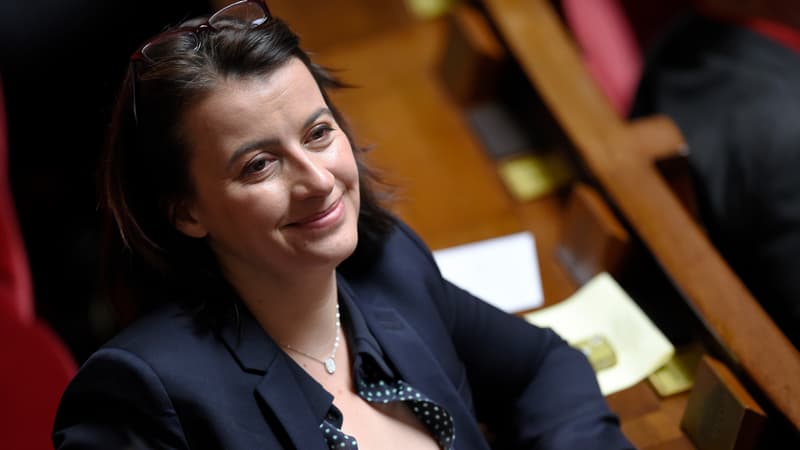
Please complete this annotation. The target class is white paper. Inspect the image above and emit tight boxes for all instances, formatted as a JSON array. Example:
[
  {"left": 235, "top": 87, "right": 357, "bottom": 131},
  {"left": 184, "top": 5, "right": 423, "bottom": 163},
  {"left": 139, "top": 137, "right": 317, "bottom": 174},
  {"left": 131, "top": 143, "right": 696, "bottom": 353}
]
[
  {"left": 525, "top": 273, "right": 675, "bottom": 395},
  {"left": 433, "top": 232, "right": 544, "bottom": 313}
]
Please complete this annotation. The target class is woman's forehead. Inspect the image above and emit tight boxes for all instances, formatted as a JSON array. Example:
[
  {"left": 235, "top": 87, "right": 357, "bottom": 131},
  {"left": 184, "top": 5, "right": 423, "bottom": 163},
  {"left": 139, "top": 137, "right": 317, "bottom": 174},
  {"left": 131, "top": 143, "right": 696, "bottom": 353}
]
[
  {"left": 196, "top": 59, "right": 324, "bottom": 123},
  {"left": 180, "top": 59, "right": 328, "bottom": 159}
]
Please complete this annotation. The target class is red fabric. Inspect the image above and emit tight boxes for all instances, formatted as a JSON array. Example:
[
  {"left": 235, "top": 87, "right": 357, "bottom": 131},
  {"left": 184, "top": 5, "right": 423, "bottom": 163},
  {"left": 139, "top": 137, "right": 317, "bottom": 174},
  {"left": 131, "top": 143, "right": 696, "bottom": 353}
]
[
  {"left": 562, "top": 0, "right": 689, "bottom": 116},
  {"left": 694, "top": 1, "right": 800, "bottom": 53},
  {"left": 0, "top": 77, "right": 35, "bottom": 323},
  {"left": 743, "top": 17, "right": 800, "bottom": 54},
  {"left": 0, "top": 314, "right": 77, "bottom": 450},
  {"left": 562, "top": 0, "right": 643, "bottom": 115}
]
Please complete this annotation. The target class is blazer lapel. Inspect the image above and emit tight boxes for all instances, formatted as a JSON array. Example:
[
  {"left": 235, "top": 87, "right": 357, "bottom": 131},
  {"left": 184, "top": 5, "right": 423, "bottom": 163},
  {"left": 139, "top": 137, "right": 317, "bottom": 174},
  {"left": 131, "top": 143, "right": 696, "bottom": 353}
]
[
  {"left": 219, "top": 306, "right": 328, "bottom": 450},
  {"left": 254, "top": 361, "right": 329, "bottom": 450}
]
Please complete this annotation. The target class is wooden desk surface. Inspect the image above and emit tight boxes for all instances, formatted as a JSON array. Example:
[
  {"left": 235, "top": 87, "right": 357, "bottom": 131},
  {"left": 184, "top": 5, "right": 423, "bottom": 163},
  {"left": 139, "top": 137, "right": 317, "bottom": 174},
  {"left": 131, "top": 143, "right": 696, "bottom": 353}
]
[{"left": 317, "top": 19, "right": 695, "bottom": 449}]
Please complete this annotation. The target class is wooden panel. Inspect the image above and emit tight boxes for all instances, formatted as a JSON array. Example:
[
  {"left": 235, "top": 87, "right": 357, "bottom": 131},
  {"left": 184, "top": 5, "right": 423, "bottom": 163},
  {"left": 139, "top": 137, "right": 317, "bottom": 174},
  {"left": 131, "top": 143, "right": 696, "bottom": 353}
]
[
  {"left": 622, "top": 409, "right": 692, "bottom": 449},
  {"left": 607, "top": 381, "right": 661, "bottom": 422},
  {"left": 609, "top": 378, "right": 695, "bottom": 449},
  {"left": 557, "top": 182, "right": 631, "bottom": 284},
  {"left": 512, "top": 194, "right": 576, "bottom": 306},
  {"left": 681, "top": 355, "right": 766, "bottom": 450},
  {"left": 213, "top": 0, "right": 415, "bottom": 52},
  {"left": 438, "top": 4, "right": 507, "bottom": 106},
  {"left": 482, "top": 0, "right": 800, "bottom": 430}
]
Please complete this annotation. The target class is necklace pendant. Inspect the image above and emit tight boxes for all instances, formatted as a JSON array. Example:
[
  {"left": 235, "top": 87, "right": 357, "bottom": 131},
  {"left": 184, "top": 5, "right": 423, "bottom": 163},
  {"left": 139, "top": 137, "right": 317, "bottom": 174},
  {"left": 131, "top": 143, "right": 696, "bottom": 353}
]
[{"left": 324, "top": 357, "right": 336, "bottom": 374}]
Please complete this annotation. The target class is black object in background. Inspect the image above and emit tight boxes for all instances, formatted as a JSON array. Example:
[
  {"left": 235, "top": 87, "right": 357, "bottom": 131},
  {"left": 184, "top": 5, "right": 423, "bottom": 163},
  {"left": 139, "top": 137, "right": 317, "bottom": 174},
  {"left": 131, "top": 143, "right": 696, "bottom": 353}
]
[{"left": 0, "top": 0, "right": 213, "bottom": 362}]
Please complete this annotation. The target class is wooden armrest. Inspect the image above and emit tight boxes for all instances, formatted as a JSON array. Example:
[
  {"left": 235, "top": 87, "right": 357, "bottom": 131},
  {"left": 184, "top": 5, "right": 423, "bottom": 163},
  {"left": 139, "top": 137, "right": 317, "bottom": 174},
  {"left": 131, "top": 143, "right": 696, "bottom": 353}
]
[
  {"left": 483, "top": 0, "right": 800, "bottom": 430},
  {"left": 483, "top": 0, "right": 626, "bottom": 166},
  {"left": 618, "top": 115, "right": 699, "bottom": 219},
  {"left": 627, "top": 115, "right": 688, "bottom": 162}
]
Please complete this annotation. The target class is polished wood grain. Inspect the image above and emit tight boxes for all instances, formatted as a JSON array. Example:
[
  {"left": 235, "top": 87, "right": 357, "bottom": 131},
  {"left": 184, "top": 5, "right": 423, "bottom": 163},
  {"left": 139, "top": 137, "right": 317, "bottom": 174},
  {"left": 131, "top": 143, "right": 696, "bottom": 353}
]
[
  {"left": 557, "top": 182, "right": 631, "bottom": 285},
  {"left": 483, "top": 0, "right": 800, "bottom": 430},
  {"left": 213, "top": 0, "right": 415, "bottom": 52},
  {"left": 682, "top": 355, "right": 766, "bottom": 450},
  {"left": 438, "top": 4, "right": 507, "bottom": 106}
]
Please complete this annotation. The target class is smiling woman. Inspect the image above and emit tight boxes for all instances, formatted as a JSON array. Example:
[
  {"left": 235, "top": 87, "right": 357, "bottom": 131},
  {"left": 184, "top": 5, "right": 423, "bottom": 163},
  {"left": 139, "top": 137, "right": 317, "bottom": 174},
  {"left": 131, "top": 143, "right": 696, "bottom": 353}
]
[
  {"left": 52, "top": 1, "right": 634, "bottom": 449},
  {"left": 176, "top": 66, "right": 361, "bottom": 287}
]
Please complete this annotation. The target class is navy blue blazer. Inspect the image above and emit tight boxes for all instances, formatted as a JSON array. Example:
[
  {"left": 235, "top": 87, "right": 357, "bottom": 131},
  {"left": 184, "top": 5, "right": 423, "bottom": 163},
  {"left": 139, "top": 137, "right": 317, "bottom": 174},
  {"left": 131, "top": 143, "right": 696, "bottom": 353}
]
[{"left": 53, "top": 222, "right": 633, "bottom": 449}]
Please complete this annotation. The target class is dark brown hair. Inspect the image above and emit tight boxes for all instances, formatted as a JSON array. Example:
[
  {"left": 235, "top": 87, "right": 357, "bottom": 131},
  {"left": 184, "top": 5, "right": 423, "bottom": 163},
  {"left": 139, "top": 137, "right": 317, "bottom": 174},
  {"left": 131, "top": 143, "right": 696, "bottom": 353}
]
[{"left": 101, "top": 16, "right": 394, "bottom": 325}]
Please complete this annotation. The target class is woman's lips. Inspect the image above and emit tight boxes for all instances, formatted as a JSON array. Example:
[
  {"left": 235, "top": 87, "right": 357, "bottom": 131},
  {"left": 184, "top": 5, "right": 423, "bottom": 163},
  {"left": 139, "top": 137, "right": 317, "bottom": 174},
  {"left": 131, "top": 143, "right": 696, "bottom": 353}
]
[{"left": 289, "top": 197, "right": 344, "bottom": 229}]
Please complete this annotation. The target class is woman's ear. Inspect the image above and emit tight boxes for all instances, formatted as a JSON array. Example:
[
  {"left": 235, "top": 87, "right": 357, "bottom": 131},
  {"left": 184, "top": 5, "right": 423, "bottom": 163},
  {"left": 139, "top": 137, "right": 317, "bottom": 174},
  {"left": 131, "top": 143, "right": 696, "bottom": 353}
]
[{"left": 171, "top": 200, "right": 208, "bottom": 238}]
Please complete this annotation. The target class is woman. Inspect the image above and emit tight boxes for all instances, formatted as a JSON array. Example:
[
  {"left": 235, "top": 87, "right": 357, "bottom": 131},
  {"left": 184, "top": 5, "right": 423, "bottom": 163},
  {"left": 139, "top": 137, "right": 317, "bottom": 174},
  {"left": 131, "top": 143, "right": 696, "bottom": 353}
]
[{"left": 53, "top": 1, "right": 633, "bottom": 448}]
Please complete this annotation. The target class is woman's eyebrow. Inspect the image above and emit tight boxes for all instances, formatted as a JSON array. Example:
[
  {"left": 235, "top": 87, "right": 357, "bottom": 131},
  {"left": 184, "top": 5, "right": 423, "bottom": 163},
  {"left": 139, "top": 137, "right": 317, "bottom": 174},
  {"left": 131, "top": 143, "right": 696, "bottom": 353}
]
[{"left": 303, "top": 107, "right": 332, "bottom": 129}]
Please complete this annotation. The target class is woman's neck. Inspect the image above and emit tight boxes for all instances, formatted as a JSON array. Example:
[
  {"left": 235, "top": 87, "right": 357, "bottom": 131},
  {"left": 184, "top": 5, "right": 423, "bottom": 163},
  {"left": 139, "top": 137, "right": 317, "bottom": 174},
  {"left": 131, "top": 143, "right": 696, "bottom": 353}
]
[{"left": 227, "top": 265, "right": 341, "bottom": 355}]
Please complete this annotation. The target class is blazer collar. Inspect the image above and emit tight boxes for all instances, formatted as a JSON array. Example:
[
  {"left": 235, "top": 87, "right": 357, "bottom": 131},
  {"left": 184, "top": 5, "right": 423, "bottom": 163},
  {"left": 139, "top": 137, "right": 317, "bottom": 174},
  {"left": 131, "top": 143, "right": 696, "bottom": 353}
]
[
  {"left": 338, "top": 281, "right": 397, "bottom": 379},
  {"left": 254, "top": 360, "right": 331, "bottom": 450},
  {"left": 218, "top": 304, "right": 330, "bottom": 450},
  {"left": 218, "top": 304, "right": 277, "bottom": 373},
  {"left": 339, "top": 285, "right": 452, "bottom": 402}
]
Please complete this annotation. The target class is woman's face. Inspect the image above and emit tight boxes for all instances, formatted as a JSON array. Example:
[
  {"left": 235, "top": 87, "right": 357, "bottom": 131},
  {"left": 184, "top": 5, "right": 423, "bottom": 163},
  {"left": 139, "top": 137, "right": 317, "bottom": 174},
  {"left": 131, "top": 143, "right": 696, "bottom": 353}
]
[{"left": 176, "top": 58, "right": 360, "bottom": 283}]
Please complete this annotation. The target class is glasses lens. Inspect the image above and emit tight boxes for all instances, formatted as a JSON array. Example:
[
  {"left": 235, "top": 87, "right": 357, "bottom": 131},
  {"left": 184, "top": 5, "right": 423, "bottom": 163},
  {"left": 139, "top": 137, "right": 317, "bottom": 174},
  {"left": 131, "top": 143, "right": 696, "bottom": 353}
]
[
  {"left": 210, "top": 1, "right": 268, "bottom": 29},
  {"left": 141, "top": 30, "right": 200, "bottom": 63}
]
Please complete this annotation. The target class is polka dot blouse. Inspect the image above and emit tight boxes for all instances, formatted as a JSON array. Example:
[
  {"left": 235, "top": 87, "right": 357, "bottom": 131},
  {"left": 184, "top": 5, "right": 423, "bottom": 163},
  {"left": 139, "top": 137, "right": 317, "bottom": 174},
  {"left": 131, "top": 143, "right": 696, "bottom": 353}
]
[{"left": 319, "top": 354, "right": 455, "bottom": 450}]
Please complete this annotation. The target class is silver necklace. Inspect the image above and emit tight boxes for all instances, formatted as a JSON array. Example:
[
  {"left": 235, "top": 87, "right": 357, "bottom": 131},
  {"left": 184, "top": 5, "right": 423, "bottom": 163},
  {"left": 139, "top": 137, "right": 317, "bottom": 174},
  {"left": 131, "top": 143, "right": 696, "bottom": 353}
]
[{"left": 283, "top": 303, "right": 341, "bottom": 375}]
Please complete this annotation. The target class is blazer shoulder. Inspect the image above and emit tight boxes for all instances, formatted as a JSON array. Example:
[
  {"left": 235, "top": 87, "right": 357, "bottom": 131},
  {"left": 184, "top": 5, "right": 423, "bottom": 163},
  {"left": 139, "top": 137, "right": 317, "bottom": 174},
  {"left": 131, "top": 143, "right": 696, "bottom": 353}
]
[
  {"left": 53, "top": 345, "right": 190, "bottom": 449},
  {"left": 384, "top": 220, "right": 441, "bottom": 269},
  {"left": 100, "top": 303, "right": 218, "bottom": 367}
]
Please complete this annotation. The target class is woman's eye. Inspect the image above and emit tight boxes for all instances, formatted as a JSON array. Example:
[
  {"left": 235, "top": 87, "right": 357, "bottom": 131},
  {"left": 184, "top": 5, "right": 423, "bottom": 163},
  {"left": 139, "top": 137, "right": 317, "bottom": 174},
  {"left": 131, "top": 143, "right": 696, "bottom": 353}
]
[
  {"left": 242, "top": 157, "right": 273, "bottom": 177},
  {"left": 308, "top": 124, "right": 334, "bottom": 144}
]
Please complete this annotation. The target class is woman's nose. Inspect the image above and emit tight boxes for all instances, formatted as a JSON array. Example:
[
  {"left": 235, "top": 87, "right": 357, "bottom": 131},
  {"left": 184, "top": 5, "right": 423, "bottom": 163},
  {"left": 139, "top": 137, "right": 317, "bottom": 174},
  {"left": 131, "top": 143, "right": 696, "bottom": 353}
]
[{"left": 290, "top": 150, "right": 335, "bottom": 198}]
